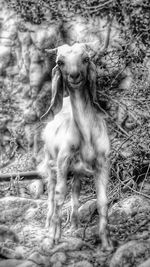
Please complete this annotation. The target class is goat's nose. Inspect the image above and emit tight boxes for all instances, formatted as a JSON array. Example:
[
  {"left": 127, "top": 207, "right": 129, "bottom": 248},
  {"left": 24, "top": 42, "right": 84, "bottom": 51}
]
[{"left": 70, "top": 72, "right": 80, "bottom": 80}]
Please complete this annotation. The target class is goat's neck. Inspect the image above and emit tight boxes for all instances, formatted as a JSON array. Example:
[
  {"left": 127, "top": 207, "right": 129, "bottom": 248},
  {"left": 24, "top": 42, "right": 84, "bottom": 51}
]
[{"left": 69, "top": 87, "right": 95, "bottom": 141}]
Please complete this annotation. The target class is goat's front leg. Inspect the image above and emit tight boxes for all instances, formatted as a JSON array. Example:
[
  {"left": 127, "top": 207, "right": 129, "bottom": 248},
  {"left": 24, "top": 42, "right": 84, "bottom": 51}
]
[
  {"left": 96, "top": 156, "right": 112, "bottom": 251},
  {"left": 48, "top": 150, "right": 70, "bottom": 246}
]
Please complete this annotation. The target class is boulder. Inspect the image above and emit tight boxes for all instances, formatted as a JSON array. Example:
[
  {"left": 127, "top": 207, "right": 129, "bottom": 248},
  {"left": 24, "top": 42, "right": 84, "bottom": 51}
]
[
  {"left": 28, "top": 251, "right": 49, "bottom": 266},
  {"left": 138, "top": 258, "right": 150, "bottom": 267},
  {"left": 0, "top": 45, "right": 11, "bottom": 74},
  {"left": 110, "top": 240, "right": 150, "bottom": 267},
  {"left": 78, "top": 199, "right": 97, "bottom": 223},
  {"left": 69, "top": 260, "right": 93, "bottom": 267},
  {"left": 50, "top": 252, "right": 67, "bottom": 265},
  {"left": 0, "top": 259, "right": 24, "bottom": 267},
  {"left": 109, "top": 195, "right": 150, "bottom": 224},
  {"left": 28, "top": 180, "right": 44, "bottom": 199}
]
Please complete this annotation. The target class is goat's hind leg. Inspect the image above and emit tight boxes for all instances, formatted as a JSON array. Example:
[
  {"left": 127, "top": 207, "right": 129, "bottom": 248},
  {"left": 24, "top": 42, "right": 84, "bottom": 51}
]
[
  {"left": 70, "top": 174, "right": 81, "bottom": 230},
  {"left": 45, "top": 168, "right": 56, "bottom": 229},
  {"left": 96, "top": 158, "right": 112, "bottom": 251}
]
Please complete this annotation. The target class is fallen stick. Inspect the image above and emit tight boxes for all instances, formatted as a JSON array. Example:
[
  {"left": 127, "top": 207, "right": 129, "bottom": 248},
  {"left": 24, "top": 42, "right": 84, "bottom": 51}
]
[{"left": 0, "top": 171, "right": 41, "bottom": 182}]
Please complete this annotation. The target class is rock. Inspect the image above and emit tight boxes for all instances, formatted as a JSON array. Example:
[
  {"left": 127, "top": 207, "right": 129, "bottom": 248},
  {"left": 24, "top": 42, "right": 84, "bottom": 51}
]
[
  {"left": 41, "top": 237, "right": 54, "bottom": 252},
  {"left": 50, "top": 252, "right": 67, "bottom": 264},
  {"left": 73, "top": 225, "right": 98, "bottom": 241},
  {"left": 138, "top": 258, "right": 150, "bottom": 267},
  {"left": 138, "top": 182, "right": 150, "bottom": 195},
  {"left": 30, "top": 25, "right": 60, "bottom": 50},
  {"left": 84, "top": 225, "right": 99, "bottom": 240},
  {"left": 0, "top": 225, "right": 19, "bottom": 243},
  {"left": 29, "top": 46, "right": 45, "bottom": 91},
  {"left": 0, "top": 3, "right": 58, "bottom": 168},
  {"left": 0, "top": 246, "right": 21, "bottom": 259},
  {"left": 28, "top": 180, "right": 44, "bottom": 199},
  {"left": 17, "top": 31, "right": 31, "bottom": 81},
  {"left": 78, "top": 199, "right": 97, "bottom": 223},
  {"left": 49, "top": 237, "right": 93, "bottom": 255},
  {"left": 69, "top": 260, "right": 93, "bottom": 267},
  {"left": 24, "top": 207, "right": 37, "bottom": 220},
  {"left": 66, "top": 17, "right": 100, "bottom": 44},
  {"left": 0, "top": 197, "right": 47, "bottom": 230},
  {"left": 52, "top": 262, "right": 62, "bottom": 267},
  {"left": 6, "top": 66, "right": 19, "bottom": 77},
  {"left": 28, "top": 251, "right": 49, "bottom": 266},
  {"left": 0, "top": 259, "right": 24, "bottom": 267},
  {"left": 23, "top": 109, "right": 38, "bottom": 124},
  {"left": 108, "top": 195, "right": 150, "bottom": 244},
  {"left": 110, "top": 240, "right": 150, "bottom": 267},
  {"left": 17, "top": 260, "right": 38, "bottom": 267},
  {"left": 15, "top": 246, "right": 26, "bottom": 259},
  {"left": 0, "top": 45, "right": 11, "bottom": 73},
  {"left": 108, "top": 195, "right": 150, "bottom": 225},
  {"left": 18, "top": 31, "right": 31, "bottom": 47},
  {"left": 1, "top": 14, "right": 17, "bottom": 41}
]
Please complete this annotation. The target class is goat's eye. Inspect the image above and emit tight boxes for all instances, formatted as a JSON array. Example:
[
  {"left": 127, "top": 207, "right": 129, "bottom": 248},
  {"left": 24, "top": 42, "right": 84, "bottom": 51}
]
[
  {"left": 57, "top": 60, "right": 64, "bottom": 67},
  {"left": 83, "top": 57, "right": 90, "bottom": 64}
]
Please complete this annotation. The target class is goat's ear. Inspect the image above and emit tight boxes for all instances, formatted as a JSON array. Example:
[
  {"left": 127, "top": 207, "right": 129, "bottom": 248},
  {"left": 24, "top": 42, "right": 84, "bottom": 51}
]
[
  {"left": 50, "top": 66, "right": 64, "bottom": 115},
  {"left": 88, "top": 61, "right": 97, "bottom": 104},
  {"left": 88, "top": 61, "right": 107, "bottom": 114},
  {"left": 41, "top": 66, "right": 63, "bottom": 120}
]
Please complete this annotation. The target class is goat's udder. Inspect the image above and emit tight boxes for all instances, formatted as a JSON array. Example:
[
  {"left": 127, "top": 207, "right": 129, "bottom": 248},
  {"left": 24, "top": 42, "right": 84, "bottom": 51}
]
[{"left": 71, "top": 160, "right": 94, "bottom": 176}]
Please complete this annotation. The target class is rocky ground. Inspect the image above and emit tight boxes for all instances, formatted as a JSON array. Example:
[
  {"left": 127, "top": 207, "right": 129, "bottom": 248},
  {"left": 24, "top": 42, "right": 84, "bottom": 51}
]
[{"left": 0, "top": 178, "right": 150, "bottom": 267}]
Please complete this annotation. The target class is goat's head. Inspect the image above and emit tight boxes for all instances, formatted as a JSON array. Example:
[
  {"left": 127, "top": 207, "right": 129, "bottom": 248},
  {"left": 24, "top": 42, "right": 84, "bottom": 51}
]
[
  {"left": 55, "top": 44, "right": 95, "bottom": 89},
  {"left": 42, "top": 43, "right": 99, "bottom": 118}
]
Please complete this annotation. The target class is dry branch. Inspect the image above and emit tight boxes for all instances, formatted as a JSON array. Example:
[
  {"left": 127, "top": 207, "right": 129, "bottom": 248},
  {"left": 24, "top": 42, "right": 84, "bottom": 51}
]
[{"left": 0, "top": 171, "right": 41, "bottom": 182}]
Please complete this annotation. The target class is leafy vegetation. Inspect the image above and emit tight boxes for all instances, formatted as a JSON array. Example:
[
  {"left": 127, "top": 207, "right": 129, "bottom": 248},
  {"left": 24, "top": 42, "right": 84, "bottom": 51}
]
[{"left": 1, "top": 0, "right": 150, "bottom": 201}]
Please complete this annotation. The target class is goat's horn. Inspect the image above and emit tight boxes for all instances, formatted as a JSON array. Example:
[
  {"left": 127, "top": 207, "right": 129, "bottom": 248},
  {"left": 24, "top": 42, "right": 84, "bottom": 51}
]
[
  {"left": 82, "top": 41, "right": 100, "bottom": 58},
  {"left": 45, "top": 48, "right": 58, "bottom": 55},
  {"left": 84, "top": 15, "right": 113, "bottom": 56},
  {"left": 84, "top": 40, "right": 100, "bottom": 51}
]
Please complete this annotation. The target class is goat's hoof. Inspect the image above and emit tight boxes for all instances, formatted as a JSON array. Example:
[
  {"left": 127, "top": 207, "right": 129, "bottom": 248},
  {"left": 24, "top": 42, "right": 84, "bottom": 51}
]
[
  {"left": 101, "top": 240, "right": 113, "bottom": 252},
  {"left": 54, "top": 238, "right": 60, "bottom": 245},
  {"left": 70, "top": 223, "right": 78, "bottom": 232},
  {"left": 54, "top": 230, "right": 61, "bottom": 245},
  {"left": 42, "top": 237, "right": 54, "bottom": 252},
  {"left": 49, "top": 239, "right": 55, "bottom": 248},
  {"left": 45, "top": 221, "right": 50, "bottom": 229}
]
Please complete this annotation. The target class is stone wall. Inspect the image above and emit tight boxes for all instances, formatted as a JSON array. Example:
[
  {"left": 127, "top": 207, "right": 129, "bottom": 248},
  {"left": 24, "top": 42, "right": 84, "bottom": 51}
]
[{"left": 0, "top": 2, "right": 64, "bottom": 170}]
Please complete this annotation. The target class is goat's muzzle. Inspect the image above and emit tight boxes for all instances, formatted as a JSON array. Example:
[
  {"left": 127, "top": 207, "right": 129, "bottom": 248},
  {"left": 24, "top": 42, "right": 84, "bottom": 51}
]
[{"left": 67, "top": 72, "right": 85, "bottom": 89}]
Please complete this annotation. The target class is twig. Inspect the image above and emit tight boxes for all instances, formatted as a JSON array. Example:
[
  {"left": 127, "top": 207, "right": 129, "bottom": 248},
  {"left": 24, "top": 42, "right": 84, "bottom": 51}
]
[
  {"left": 62, "top": 208, "right": 70, "bottom": 229},
  {"left": 98, "top": 91, "right": 140, "bottom": 125},
  {"left": 0, "top": 171, "right": 41, "bottom": 182},
  {"left": 84, "top": 0, "right": 113, "bottom": 10},
  {"left": 103, "top": 109, "right": 129, "bottom": 137},
  {"left": 132, "top": 218, "right": 150, "bottom": 234},
  {"left": 114, "top": 166, "right": 150, "bottom": 200},
  {"left": 116, "top": 124, "right": 129, "bottom": 137},
  {"left": 140, "top": 162, "right": 150, "bottom": 192},
  {"left": 112, "top": 134, "right": 134, "bottom": 155},
  {"left": 102, "top": 14, "right": 114, "bottom": 53}
]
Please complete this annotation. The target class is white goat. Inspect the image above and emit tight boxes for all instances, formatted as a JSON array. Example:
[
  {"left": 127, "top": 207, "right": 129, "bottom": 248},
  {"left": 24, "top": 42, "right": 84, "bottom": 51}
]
[{"left": 40, "top": 43, "right": 112, "bottom": 251}]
